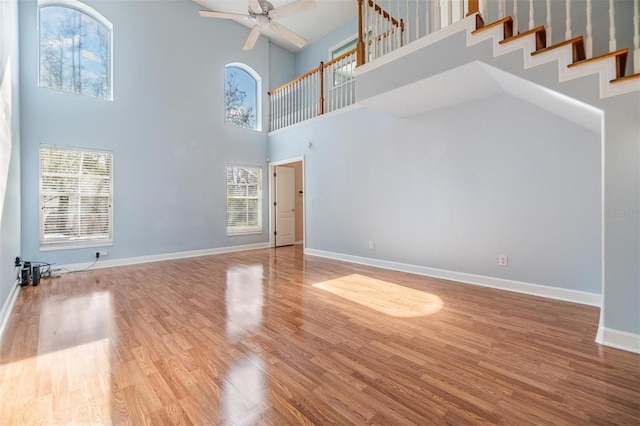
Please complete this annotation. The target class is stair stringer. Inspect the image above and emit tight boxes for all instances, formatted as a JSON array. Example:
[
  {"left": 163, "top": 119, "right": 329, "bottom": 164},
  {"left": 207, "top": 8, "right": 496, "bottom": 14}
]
[{"left": 466, "top": 14, "right": 640, "bottom": 98}]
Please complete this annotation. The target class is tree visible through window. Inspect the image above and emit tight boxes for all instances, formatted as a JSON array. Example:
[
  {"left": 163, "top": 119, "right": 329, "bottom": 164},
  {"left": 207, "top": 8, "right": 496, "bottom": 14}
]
[
  {"left": 39, "top": 1, "right": 112, "bottom": 99},
  {"left": 225, "top": 65, "right": 259, "bottom": 130},
  {"left": 40, "top": 146, "right": 113, "bottom": 247},
  {"left": 227, "top": 164, "right": 262, "bottom": 235}
]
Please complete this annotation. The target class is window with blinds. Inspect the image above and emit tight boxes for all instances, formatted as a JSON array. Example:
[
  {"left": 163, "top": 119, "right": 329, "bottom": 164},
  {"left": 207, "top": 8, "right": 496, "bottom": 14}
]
[
  {"left": 39, "top": 146, "right": 113, "bottom": 247},
  {"left": 227, "top": 164, "right": 262, "bottom": 235}
]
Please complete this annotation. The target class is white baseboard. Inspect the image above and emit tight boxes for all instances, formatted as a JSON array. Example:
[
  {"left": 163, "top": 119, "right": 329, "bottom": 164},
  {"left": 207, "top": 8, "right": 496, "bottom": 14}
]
[
  {"left": 0, "top": 280, "right": 21, "bottom": 341},
  {"left": 294, "top": 240, "right": 304, "bottom": 245},
  {"left": 57, "top": 242, "right": 270, "bottom": 273},
  {"left": 596, "top": 327, "right": 640, "bottom": 354},
  {"left": 304, "top": 249, "right": 602, "bottom": 307}
]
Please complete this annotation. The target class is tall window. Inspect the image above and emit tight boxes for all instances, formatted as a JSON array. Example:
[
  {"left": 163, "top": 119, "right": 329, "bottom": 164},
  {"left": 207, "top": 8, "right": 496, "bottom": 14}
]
[
  {"left": 40, "top": 146, "right": 113, "bottom": 248},
  {"left": 225, "top": 63, "right": 260, "bottom": 130},
  {"left": 227, "top": 164, "right": 262, "bottom": 235},
  {"left": 330, "top": 37, "right": 357, "bottom": 86},
  {"left": 38, "top": 0, "right": 112, "bottom": 100}
]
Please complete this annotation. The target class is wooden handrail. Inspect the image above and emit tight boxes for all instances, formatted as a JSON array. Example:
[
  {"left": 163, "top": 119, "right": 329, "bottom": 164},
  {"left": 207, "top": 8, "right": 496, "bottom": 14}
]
[
  {"left": 268, "top": 48, "right": 357, "bottom": 96},
  {"left": 323, "top": 48, "right": 358, "bottom": 68},
  {"left": 269, "top": 64, "right": 322, "bottom": 95},
  {"left": 368, "top": 0, "right": 404, "bottom": 30}
]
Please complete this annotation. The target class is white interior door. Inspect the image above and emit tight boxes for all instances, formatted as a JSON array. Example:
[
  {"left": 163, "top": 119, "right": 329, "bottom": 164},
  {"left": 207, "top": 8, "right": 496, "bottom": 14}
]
[{"left": 275, "top": 166, "right": 295, "bottom": 247}]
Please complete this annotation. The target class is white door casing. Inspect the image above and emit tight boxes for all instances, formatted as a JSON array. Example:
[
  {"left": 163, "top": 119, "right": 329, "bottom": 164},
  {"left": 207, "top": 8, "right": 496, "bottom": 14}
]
[{"left": 275, "top": 166, "right": 295, "bottom": 246}]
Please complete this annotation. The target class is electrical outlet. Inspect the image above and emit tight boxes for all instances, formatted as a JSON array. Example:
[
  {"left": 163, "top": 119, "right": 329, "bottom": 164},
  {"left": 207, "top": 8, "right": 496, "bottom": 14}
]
[
  {"left": 499, "top": 255, "right": 508, "bottom": 266},
  {"left": 368, "top": 241, "right": 375, "bottom": 250},
  {"left": 96, "top": 251, "right": 108, "bottom": 259}
]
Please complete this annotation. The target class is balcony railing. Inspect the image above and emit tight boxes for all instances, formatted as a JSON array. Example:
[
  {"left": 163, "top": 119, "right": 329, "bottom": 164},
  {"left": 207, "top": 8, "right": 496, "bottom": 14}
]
[
  {"left": 269, "top": 49, "right": 357, "bottom": 131},
  {"left": 269, "top": 0, "right": 640, "bottom": 131}
]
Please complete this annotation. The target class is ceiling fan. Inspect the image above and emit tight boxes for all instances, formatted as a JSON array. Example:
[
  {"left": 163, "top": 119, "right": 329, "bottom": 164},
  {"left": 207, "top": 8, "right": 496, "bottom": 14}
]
[{"left": 199, "top": 0, "right": 316, "bottom": 50}]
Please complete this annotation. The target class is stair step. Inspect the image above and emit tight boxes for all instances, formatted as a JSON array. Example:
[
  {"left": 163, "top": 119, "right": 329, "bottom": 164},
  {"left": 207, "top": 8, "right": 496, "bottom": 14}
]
[
  {"left": 568, "top": 48, "right": 629, "bottom": 79},
  {"left": 611, "top": 73, "right": 640, "bottom": 84},
  {"left": 531, "top": 36, "right": 586, "bottom": 63},
  {"left": 474, "top": 14, "right": 484, "bottom": 31},
  {"left": 471, "top": 16, "right": 513, "bottom": 39},
  {"left": 499, "top": 25, "right": 546, "bottom": 51}
]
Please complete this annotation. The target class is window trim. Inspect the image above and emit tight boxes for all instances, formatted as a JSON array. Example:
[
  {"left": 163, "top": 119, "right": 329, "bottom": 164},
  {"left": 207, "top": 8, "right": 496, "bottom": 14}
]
[
  {"left": 38, "top": 0, "right": 114, "bottom": 100},
  {"left": 327, "top": 35, "right": 358, "bottom": 88},
  {"left": 224, "top": 63, "right": 262, "bottom": 131},
  {"left": 39, "top": 145, "right": 114, "bottom": 250},
  {"left": 226, "top": 163, "right": 263, "bottom": 236}
]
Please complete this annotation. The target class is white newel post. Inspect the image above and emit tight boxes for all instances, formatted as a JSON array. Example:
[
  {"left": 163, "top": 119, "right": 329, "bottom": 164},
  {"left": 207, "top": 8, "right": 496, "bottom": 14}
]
[
  {"left": 565, "top": 0, "right": 572, "bottom": 40},
  {"left": 635, "top": 0, "right": 640, "bottom": 73},
  {"left": 586, "top": 0, "right": 593, "bottom": 58},
  {"left": 609, "top": 0, "right": 617, "bottom": 52}
]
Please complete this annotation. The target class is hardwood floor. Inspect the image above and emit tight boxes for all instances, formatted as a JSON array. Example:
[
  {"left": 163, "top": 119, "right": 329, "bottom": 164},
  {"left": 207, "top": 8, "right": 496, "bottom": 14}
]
[{"left": 1, "top": 246, "right": 638, "bottom": 425}]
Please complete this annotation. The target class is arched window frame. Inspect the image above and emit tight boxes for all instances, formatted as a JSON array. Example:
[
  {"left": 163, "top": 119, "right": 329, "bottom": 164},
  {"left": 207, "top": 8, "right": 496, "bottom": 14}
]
[
  {"left": 224, "top": 63, "right": 262, "bottom": 131},
  {"left": 37, "top": 0, "right": 113, "bottom": 100}
]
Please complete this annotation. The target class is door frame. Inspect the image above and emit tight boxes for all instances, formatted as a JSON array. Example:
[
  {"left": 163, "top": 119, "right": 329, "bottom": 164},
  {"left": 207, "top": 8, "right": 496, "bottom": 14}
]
[{"left": 268, "top": 156, "right": 305, "bottom": 248}]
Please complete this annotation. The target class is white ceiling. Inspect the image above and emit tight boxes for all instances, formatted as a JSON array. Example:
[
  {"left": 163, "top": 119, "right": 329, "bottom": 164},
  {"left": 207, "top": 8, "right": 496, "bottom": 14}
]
[{"left": 193, "top": 0, "right": 357, "bottom": 52}]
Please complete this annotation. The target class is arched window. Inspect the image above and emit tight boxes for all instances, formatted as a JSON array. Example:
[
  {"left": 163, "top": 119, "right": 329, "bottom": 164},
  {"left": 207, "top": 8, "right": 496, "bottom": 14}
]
[
  {"left": 225, "top": 63, "right": 261, "bottom": 130},
  {"left": 38, "top": 0, "right": 112, "bottom": 100}
]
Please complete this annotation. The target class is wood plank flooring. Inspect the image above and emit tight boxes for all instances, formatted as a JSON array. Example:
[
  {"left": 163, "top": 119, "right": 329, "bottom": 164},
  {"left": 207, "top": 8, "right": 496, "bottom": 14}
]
[{"left": 1, "top": 246, "right": 638, "bottom": 424}]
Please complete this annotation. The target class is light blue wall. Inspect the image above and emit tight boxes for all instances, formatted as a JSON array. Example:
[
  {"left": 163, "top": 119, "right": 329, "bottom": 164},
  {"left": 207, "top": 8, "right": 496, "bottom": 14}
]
[
  {"left": 269, "top": 95, "right": 602, "bottom": 294},
  {"left": 0, "top": 0, "right": 21, "bottom": 318},
  {"left": 295, "top": 18, "right": 357, "bottom": 76},
  {"left": 269, "top": 43, "right": 297, "bottom": 90},
  {"left": 355, "top": 22, "right": 639, "bottom": 335},
  {"left": 19, "top": 0, "right": 290, "bottom": 266}
]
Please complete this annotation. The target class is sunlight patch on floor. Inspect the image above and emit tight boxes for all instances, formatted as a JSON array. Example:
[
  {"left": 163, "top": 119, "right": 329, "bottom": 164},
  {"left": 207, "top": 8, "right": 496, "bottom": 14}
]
[{"left": 313, "top": 274, "right": 443, "bottom": 317}]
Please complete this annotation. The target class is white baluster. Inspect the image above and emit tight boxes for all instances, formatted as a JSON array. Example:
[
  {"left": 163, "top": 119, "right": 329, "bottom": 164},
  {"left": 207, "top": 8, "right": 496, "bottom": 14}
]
[
  {"left": 434, "top": 0, "right": 441, "bottom": 31},
  {"left": 609, "top": 0, "right": 616, "bottom": 52},
  {"left": 460, "top": 0, "right": 464, "bottom": 23},
  {"left": 513, "top": 0, "right": 518, "bottom": 34},
  {"left": 482, "top": 0, "right": 488, "bottom": 23},
  {"left": 447, "top": 0, "right": 452, "bottom": 26},
  {"left": 397, "top": 0, "right": 401, "bottom": 42},
  {"left": 586, "top": 0, "right": 593, "bottom": 58},
  {"left": 546, "top": 0, "right": 552, "bottom": 46},
  {"left": 499, "top": 0, "right": 505, "bottom": 19},
  {"left": 415, "top": 0, "right": 419, "bottom": 41},
  {"left": 634, "top": 0, "right": 639, "bottom": 73},
  {"left": 425, "top": 0, "right": 430, "bottom": 36},
  {"left": 529, "top": 0, "right": 534, "bottom": 30},
  {"left": 565, "top": 0, "right": 571, "bottom": 40}
]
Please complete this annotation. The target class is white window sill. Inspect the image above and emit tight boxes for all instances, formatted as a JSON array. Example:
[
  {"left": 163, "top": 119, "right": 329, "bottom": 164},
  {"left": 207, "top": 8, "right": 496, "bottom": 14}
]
[
  {"left": 227, "top": 230, "right": 262, "bottom": 237},
  {"left": 40, "top": 241, "right": 113, "bottom": 251}
]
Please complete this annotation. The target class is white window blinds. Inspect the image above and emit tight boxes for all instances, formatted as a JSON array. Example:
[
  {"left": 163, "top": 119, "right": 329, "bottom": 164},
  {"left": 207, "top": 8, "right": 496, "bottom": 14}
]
[
  {"left": 227, "top": 164, "right": 262, "bottom": 234},
  {"left": 39, "top": 146, "right": 113, "bottom": 247}
]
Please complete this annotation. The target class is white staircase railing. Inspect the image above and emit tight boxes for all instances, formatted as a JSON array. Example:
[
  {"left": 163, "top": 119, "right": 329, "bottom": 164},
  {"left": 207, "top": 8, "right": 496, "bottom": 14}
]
[
  {"left": 269, "top": 0, "right": 639, "bottom": 131},
  {"left": 361, "top": 0, "right": 638, "bottom": 73}
]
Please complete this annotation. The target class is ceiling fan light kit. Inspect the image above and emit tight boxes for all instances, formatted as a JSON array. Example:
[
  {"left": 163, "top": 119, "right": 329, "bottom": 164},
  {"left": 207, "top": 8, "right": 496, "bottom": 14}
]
[{"left": 199, "top": 0, "right": 316, "bottom": 50}]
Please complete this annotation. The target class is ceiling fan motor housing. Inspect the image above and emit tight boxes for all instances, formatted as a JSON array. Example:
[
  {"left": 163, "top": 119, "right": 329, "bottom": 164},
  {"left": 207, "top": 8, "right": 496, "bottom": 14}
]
[{"left": 250, "top": 0, "right": 275, "bottom": 17}]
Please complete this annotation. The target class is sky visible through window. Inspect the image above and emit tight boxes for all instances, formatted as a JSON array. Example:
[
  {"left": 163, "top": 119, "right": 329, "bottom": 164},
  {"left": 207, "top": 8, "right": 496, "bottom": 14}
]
[
  {"left": 225, "top": 66, "right": 257, "bottom": 129},
  {"left": 39, "top": 5, "right": 111, "bottom": 99}
]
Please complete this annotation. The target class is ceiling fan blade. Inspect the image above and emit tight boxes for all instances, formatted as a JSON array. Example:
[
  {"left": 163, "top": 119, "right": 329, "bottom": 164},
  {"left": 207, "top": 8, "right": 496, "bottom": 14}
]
[
  {"left": 269, "top": 0, "right": 316, "bottom": 21},
  {"left": 268, "top": 21, "right": 307, "bottom": 48},
  {"left": 243, "top": 25, "right": 262, "bottom": 50},
  {"left": 198, "top": 10, "right": 250, "bottom": 20},
  {"left": 248, "top": 0, "right": 263, "bottom": 14}
]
